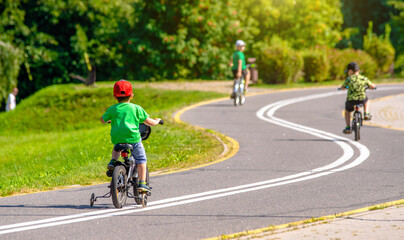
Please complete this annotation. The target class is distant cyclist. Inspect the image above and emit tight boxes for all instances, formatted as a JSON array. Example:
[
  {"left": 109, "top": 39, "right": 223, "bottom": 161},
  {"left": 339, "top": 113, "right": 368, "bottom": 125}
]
[
  {"left": 229, "top": 40, "right": 250, "bottom": 98},
  {"left": 340, "top": 62, "right": 376, "bottom": 134}
]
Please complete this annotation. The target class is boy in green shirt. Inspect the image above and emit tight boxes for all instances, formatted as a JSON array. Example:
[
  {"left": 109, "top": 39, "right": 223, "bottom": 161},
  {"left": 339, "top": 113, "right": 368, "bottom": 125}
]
[
  {"left": 230, "top": 40, "right": 250, "bottom": 98},
  {"left": 340, "top": 62, "right": 376, "bottom": 134},
  {"left": 100, "top": 80, "right": 162, "bottom": 191}
]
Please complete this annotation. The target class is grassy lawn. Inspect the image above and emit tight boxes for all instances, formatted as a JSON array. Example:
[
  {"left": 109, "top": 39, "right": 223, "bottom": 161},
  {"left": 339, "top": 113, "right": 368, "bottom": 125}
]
[{"left": 0, "top": 83, "right": 227, "bottom": 196}]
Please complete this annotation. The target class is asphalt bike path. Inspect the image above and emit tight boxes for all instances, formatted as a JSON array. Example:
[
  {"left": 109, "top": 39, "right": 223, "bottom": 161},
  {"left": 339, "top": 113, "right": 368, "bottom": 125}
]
[{"left": 0, "top": 85, "right": 403, "bottom": 239}]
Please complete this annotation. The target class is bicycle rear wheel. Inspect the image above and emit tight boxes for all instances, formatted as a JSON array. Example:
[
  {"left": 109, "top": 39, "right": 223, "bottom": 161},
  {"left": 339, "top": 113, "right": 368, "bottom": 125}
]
[
  {"left": 354, "top": 113, "right": 360, "bottom": 141},
  {"left": 111, "top": 165, "right": 128, "bottom": 208}
]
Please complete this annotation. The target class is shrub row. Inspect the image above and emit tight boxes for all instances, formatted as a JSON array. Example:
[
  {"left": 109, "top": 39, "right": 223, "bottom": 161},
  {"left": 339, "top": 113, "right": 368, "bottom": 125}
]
[
  {"left": 255, "top": 37, "right": 303, "bottom": 84},
  {"left": 256, "top": 43, "right": 379, "bottom": 84}
]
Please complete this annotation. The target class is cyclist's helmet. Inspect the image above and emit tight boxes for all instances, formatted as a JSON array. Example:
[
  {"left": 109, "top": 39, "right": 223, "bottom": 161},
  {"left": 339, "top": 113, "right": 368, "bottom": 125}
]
[
  {"left": 235, "top": 40, "right": 246, "bottom": 47},
  {"left": 114, "top": 79, "right": 133, "bottom": 97}
]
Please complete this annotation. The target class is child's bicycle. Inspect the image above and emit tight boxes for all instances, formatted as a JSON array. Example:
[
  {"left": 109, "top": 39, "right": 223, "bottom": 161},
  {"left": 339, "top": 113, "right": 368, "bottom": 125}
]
[
  {"left": 351, "top": 103, "right": 364, "bottom": 141},
  {"left": 90, "top": 120, "right": 164, "bottom": 208},
  {"left": 338, "top": 87, "right": 376, "bottom": 141},
  {"left": 233, "top": 76, "right": 246, "bottom": 106}
]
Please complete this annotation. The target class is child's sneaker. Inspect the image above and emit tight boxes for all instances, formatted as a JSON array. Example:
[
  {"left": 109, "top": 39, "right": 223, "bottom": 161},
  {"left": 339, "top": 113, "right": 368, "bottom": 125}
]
[
  {"left": 138, "top": 181, "right": 150, "bottom": 192},
  {"left": 364, "top": 112, "right": 372, "bottom": 121},
  {"left": 107, "top": 159, "right": 117, "bottom": 171},
  {"left": 343, "top": 126, "right": 352, "bottom": 134}
]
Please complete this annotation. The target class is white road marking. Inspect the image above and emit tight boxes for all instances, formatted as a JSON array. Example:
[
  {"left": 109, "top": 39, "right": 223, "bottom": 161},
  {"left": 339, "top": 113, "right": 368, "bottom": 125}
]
[{"left": 0, "top": 90, "right": 374, "bottom": 235}]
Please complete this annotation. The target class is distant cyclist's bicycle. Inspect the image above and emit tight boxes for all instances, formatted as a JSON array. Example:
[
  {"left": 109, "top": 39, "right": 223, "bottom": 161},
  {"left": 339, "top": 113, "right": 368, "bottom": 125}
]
[
  {"left": 339, "top": 87, "right": 376, "bottom": 141},
  {"left": 351, "top": 104, "right": 363, "bottom": 141},
  {"left": 90, "top": 120, "right": 163, "bottom": 208},
  {"left": 233, "top": 76, "right": 246, "bottom": 106}
]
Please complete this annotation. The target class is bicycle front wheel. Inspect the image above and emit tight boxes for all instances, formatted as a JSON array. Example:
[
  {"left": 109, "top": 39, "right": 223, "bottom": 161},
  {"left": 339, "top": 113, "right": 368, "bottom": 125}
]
[
  {"left": 233, "top": 87, "right": 240, "bottom": 106},
  {"left": 111, "top": 165, "right": 128, "bottom": 208},
  {"left": 239, "top": 90, "right": 245, "bottom": 105}
]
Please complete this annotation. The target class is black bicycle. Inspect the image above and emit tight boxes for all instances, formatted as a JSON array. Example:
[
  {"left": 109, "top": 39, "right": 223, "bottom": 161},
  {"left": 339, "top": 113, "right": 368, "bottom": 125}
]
[
  {"left": 90, "top": 120, "right": 163, "bottom": 208},
  {"left": 233, "top": 76, "right": 246, "bottom": 106},
  {"left": 339, "top": 87, "right": 376, "bottom": 141},
  {"left": 351, "top": 104, "right": 363, "bottom": 141}
]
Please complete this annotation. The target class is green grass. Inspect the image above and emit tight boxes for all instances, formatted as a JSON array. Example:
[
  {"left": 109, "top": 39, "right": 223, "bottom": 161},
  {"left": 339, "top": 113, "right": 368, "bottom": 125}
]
[{"left": 0, "top": 83, "right": 227, "bottom": 196}]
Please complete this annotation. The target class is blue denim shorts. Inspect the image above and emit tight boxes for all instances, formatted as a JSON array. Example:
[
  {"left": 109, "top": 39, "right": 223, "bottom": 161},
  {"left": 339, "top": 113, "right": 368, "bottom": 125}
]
[{"left": 130, "top": 141, "right": 147, "bottom": 164}]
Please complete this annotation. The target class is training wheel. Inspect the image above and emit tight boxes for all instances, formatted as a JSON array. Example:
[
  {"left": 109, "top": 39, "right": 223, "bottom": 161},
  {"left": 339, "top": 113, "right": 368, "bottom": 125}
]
[
  {"left": 141, "top": 193, "right": 147, "bottom": 207},
  {"left": 90, "top": 193, "right": 95, "bottom": 207}
]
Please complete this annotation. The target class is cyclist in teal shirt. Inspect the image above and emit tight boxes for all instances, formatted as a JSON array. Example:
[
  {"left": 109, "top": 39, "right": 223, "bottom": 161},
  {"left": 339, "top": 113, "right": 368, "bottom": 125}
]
[
  {"left": 101, "top": 80, "right": 162, "bottom": 191},
  {"left": 230, "top": 40, "right": 250, "bottom": 98}
]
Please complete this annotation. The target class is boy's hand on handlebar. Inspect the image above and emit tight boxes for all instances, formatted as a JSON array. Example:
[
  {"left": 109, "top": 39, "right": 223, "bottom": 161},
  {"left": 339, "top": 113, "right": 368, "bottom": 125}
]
[
  {"left": 154, "top": 118, "right": 162, "bottom": 124},
  {"left": 144, "top": 117, "right": 164, "bottom": 126}
]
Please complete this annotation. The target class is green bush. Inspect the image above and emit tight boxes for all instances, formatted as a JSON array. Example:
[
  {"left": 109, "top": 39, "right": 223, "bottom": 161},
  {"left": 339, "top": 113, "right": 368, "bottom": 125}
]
[
  {"left": 394, "top": 55, "right": 404, "bottom": 78},
  {"left": 327, "top": 48, "right": 346, "bottom": 80},
  {"left": 363, "top": 22, "right": 395, "bottom": 75},
  {"left": 256, "top": 38, "right": 303, "bottom": 84},
  {"left": 302, "top": 51, "right": 329, "bottom": 82},
  {"left": 327, "top": 48, "right": 377, "bottom": 80}
]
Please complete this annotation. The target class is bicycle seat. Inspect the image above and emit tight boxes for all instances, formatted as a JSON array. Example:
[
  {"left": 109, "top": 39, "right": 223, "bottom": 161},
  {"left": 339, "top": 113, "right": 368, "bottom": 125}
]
[{"left": 114, "top": 143, "right": 133, "bottom": 152}]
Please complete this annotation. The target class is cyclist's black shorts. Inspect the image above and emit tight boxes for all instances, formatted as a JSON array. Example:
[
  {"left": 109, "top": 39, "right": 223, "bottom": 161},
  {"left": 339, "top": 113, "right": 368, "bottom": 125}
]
[
  {"left": 232, "top": 69, "right": 248, "bottom": 79},
  {"left": 345, "top": 98, "right": 368, "bottom": 112}
]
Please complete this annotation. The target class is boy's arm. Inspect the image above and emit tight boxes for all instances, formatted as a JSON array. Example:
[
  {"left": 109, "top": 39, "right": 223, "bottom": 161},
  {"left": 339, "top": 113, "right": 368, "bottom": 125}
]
[
  {"left": 237, "top": 60, "right": 242, "bottom": 78},
  {"left": 367, "top": 78, "right": 376, "bottom": 89},
  {"left": 229, "top": 57, "right": 233, "bottom": 67},
  {"left": 100, "top": 117, "right": 111, "bottom": 124},
  {"left": 144, "top": 117, "right": 162, "bottom": 126},
  {"left": 340, "top": 78, "right": 349, "bottom": 90}
]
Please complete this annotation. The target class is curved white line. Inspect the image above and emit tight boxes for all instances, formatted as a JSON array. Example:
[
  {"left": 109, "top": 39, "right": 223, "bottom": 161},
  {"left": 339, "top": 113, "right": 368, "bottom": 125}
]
[{"left": 258, "top": 91, "right": 370, "bottom": 173}]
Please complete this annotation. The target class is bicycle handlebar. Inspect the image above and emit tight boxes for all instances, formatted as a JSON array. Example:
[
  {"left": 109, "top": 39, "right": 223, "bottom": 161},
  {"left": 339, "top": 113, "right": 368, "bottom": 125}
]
[
  {"left": 338, "top": 87, "right": 377, "bottom": 91},
  {"left": 159, "top": 119, "right": 164, "bottom": 125}
]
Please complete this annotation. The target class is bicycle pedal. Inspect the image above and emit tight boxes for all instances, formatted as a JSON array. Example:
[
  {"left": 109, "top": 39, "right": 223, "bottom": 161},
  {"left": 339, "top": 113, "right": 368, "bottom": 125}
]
[
  {"left": 138, "top": 189, "right": 151, "bottom": 194},
  {"left": 106, "top": 170, "right": 113, "bottom": 177}
]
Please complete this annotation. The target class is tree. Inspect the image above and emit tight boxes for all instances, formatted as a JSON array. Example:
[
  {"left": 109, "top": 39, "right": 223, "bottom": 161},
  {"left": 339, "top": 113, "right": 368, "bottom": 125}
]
[
  {"left": 339, "top": 0, "right": 399, "bottom": 52},
  {"left": 363, "top": 21, "right": 395, "bottom": 75},
  {"left": 232, "top": 0, "right": 343, "bottom": 50},
  {"left": 388, "top": 1, "right": 404, "bottom": 56},
  {"left": 0, "top": 41, "right": 22, "bottom": 104},
  {"left": 122, "top": 0, "right": 243, "bottom": 80},
  {"left": 0, "top": 0, "right": 135, "bottom": 101}
]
